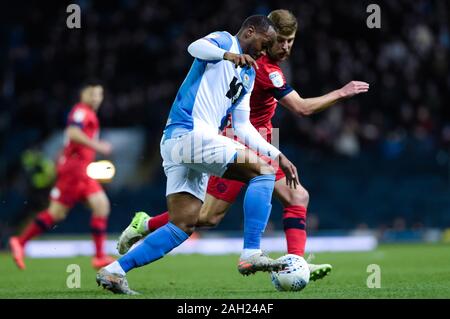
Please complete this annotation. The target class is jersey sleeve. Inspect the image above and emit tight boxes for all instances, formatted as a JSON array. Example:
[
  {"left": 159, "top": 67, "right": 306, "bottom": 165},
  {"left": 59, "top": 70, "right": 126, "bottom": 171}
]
[
  {"left": 67, "top": 107, "right": 95, "bottom": 131},
  {"left": 67, "top": 108, "right": 88, "bottom": 129},
  {"left": 202, "top": 31, "right": 233, "bottom": 51},
  {"left": 259, "top": 65, "right": 294, "bottom": 100}
]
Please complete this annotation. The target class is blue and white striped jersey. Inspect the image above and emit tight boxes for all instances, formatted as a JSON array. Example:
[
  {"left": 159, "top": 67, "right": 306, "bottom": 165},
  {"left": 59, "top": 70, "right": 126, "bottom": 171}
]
[{"left": 163, "top": 31, "right": 255, "bottom": 140}]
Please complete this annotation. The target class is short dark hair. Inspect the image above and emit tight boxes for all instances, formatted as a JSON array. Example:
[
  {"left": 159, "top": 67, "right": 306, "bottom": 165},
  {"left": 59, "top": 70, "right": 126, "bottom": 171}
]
[
  {"left": 79, "top": 79, "right": 103, "bottom": 92},
  {"left": 240, "top": 15, "right": 276, "bottom": 34}
]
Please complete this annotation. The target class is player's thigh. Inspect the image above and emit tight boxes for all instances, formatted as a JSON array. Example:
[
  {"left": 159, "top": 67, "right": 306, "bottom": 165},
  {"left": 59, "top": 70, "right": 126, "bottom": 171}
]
[
  {"left": 198, "top": 193, "right": 232, "bottom": 227},
  {"left": 274, "top": 177, "right": 310, "bottom": 208},
  {"left": 47, "top": 200, "right": 70, "bottom": 222},
  {"left": 161, "top": 149, "right": 208, "bottom": 233},
  {"left": 86, "top": 188, "right": 110, "bottom": 217},
  {"left": 223, "top": 148, "right": 275, "bottom": 183},
  {"left": 49, "top": 175, "right": 79, "bottom": 209}
]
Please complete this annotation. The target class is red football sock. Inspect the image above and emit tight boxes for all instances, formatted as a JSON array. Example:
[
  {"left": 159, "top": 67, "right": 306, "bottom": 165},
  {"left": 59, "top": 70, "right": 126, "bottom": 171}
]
[
  {"left": 148, "top": 211, "right": 170, "bottom": 231},
  {"left": 18, "top": 210, "right": 55, "bottom": 246},
  {"left": 282, "top": 205, "right": 307, "bottom": 257},
  {"left": 91, "top": 216, "right": 108, "bottom": 258}
]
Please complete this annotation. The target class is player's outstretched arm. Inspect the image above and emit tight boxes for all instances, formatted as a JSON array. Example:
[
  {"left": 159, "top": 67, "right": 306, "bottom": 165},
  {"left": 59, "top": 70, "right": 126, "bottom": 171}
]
[
  {"left": 279, "top": 81, "right": 370, "bottom": 116},
  {"left": 66, "top": 126, "right": 112, "bottom": 156}
]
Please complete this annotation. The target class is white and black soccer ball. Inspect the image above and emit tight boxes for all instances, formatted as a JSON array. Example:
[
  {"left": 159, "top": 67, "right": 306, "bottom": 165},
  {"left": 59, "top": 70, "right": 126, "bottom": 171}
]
[{"left": 271, "top": 254, "right": 310, "bottom": 292}]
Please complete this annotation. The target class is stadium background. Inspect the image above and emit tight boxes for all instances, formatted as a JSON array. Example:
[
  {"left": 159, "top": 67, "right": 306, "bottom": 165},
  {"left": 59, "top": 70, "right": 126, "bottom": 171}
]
[{"left": 0, "top": 0, "right": 449, "bottom": 250}]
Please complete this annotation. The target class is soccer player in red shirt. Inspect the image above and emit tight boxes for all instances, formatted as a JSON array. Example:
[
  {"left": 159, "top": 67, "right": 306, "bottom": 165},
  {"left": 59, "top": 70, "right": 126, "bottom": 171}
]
[
  {"left": 9, "top": 82, "right": 115, "bottom": 270},
  {"left": 117, "top": 10, "right": 369, "bottom": 280}
]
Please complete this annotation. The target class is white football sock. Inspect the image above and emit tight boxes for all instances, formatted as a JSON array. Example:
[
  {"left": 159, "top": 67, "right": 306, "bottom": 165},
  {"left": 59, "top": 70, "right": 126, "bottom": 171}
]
[
  {"left": 104, "top": 261, "right": 126, "bottom": 276},
  {"left": 143, "top": 216, "right": 150, "bottom": 232},
  {"left": 240, "top": 248, "right": 262, "bottom": 259}
]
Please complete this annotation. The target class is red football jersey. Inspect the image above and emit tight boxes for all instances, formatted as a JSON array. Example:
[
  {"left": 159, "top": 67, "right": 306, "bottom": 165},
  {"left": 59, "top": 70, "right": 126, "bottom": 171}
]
[
  {"left": 58, "top": 103, "right": 99, "bottom": 172},
  {"left": 249, "top": 55, "right": 293, "bottom": 141},
  {"left": 223, "top": 55, "right": 293, "bottom": 143}
]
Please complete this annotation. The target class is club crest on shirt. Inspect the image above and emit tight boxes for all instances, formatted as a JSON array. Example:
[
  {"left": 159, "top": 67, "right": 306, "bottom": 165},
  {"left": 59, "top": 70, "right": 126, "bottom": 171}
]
[
  {"left": 243, "top": 74, "right": 250, "bottom": 87},
  {"left": 269, "top": 71, "right": 284, "bottom": 88}
]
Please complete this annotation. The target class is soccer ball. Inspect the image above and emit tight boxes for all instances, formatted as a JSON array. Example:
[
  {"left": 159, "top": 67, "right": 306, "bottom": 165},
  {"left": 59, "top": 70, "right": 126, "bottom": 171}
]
[{"left": 270, "top": 254, "right": 310, "bottom": 291}]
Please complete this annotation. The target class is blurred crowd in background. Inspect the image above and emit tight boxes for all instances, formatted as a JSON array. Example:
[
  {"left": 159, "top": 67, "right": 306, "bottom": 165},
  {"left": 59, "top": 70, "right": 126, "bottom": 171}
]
[{"left": 0, "top": 0, "right": 449, "bottom": 239}]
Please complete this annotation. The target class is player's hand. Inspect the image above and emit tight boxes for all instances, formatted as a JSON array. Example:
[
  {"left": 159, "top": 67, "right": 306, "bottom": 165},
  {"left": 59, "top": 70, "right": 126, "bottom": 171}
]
[
  {"left": 223, "top": 52, "right": 258, "bottom": 70},
  {"left": 339, "top": 81, "right": 370, "bottom": 98},
  {"left": 278, "top": 153, "right": 299, "bottom": 189},
  {"left": 96, "top": 141, "right": 113, "bottom": 156}
]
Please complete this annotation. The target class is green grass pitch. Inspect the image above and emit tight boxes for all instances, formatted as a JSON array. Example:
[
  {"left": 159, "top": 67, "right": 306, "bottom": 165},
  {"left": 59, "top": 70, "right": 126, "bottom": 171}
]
[{"left": 1, "top": 243, "right": 449, "bottom": 298}]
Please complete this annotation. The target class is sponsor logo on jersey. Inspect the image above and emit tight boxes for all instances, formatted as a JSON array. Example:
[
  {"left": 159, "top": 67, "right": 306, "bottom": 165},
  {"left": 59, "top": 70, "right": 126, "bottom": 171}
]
[
  {"left": 269, "top": 71, "right": 284, "bottom": 88},
  {"left": 226, "top": 76, "right": 245, "bottom": 104},
  {"left": 231, "top": 85, "right": 243, "bottom": 104}
]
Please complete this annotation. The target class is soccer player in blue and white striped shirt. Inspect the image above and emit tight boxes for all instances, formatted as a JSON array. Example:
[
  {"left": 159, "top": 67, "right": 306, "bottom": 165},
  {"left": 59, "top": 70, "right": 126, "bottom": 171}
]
[{"left": 97, "top": 15, "right": 299, "bottom": 295}]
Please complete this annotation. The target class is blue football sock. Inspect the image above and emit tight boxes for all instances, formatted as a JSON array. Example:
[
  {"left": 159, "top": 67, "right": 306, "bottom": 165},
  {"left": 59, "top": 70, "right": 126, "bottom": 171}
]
[
  {"left": 243, "top": 174, "right": 275, "bottom": 249},
  {"left": 118, "top": 222, "right": 188, "bottom": 273}
]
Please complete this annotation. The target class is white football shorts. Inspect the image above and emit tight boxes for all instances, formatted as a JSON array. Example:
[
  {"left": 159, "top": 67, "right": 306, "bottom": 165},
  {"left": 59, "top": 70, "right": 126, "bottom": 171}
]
[{"left": 160, "top": 130, "right": 245, "bottom": 201}]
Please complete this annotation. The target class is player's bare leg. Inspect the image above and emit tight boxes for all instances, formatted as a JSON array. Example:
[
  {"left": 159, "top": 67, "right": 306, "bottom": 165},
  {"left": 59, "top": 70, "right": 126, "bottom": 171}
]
[
  {"left": 274, "top": 178, "right": 332, "bottom": 281},
  {"left": 47, "top": 200, "right": 71, "bottom": 222},
  {"left": 197, "top": 194, "right": 231, "bottom": 227},
  {"left": 10, "top": 200, "right": 69, "bottom": 270},
  {"left": 86, "top": 191, "right": 115, "bottom": 269}
]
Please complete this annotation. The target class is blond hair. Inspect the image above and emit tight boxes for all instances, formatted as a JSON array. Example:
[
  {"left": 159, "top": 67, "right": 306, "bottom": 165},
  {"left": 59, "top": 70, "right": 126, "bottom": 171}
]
[{"left": 268, "top": 9, "right": 298, "bottom": 36}]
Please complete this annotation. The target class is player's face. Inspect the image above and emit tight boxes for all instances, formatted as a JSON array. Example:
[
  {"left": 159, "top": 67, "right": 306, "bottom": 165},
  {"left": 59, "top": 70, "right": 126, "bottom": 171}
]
[
  {"left": 82, "top": 86, "right": 104, "bottom": 111},
  {"left": 247, "top": 27, "right": 276, "bottom": 60},
  {"left": 268, "top": 33, "right": 296, "bottom": 62}
]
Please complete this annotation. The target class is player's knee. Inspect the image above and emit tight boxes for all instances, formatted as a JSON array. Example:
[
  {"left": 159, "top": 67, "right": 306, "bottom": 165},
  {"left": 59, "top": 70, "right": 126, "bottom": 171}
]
[
  {"left": 102, "top": 199, "right": 111, "bottom": 216},
  {"left": 229, "top": 150, "right": 275, "bottom": 181},
  {"left": 48, "top": 209, "right": 67, "bottom": 222},
  {"left": 259, "top": 162, "right": 276, "bottom": 176},
  {"left": 93, "top": 206, "right": 110, "bottom": 217},
  {"left": 174, "top": 221, "right": 197, "bottom": 235},
  {"left": 286, "top": 187, "right": 309, "bottom": 207},
  {"left": 92, "top": 198, "right": 110, "bottom": 217},
  {"left": 171, "top": 211, "right": 199, "bottom": 235},
  {"left": 197, "top": 214, "right": 212, "bottom": 227},
  {"left": 247, "top": 162, "right": 275, "bottom": 180},
  {"left": 202, "top": 211, "right": 224, "bottom": 228},
  {"left": 206, "top": 214, "right": 221, "bottom": 227}
]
